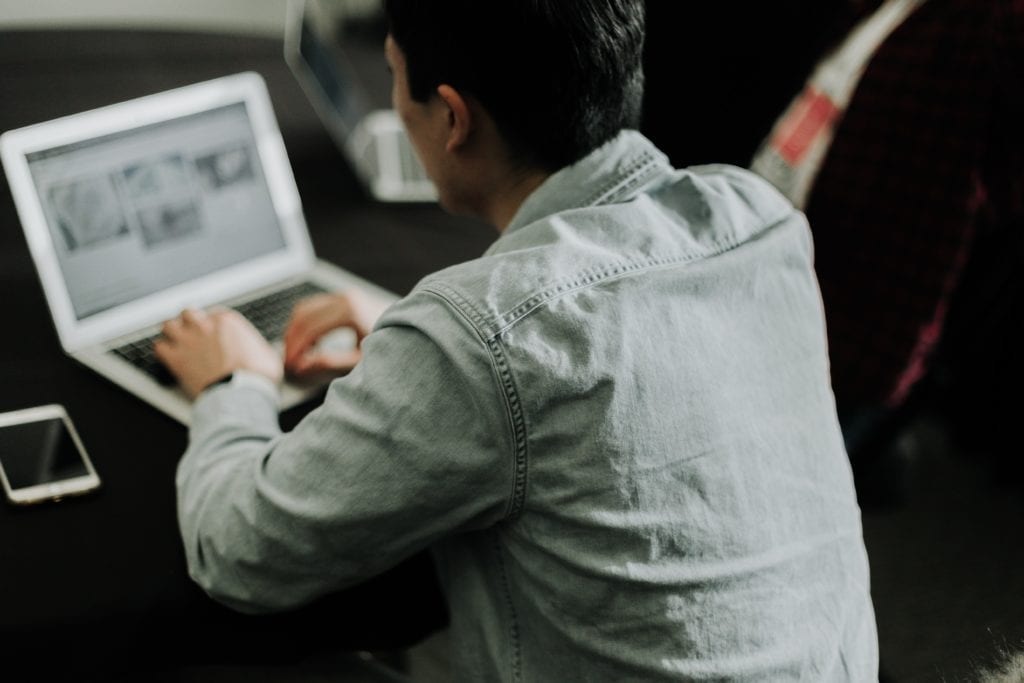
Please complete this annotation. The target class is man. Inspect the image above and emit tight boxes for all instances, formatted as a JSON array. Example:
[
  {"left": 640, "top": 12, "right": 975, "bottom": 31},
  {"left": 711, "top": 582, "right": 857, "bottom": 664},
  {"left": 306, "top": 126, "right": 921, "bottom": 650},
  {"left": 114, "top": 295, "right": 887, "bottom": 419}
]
[{"left": 155, "top": 0, "right": 878, "bottom": 679}]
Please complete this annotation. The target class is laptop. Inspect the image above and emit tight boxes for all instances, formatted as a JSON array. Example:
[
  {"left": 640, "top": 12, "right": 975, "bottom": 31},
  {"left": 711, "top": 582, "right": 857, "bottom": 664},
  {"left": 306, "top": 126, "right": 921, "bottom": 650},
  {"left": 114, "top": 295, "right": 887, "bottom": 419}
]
[
  {"left": 0, "top": 71, "right": 397, "bottom": 425},
  {"left": 284, "top": 0, "right": 437, "bottom": 203}
]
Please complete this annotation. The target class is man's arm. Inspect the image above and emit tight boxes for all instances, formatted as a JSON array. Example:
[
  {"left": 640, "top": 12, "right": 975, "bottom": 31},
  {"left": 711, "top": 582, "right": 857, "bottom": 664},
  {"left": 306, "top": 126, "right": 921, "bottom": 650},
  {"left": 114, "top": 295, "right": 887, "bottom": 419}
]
[{"left": 175, "top": 294, "right": 515, "bottom": 613}]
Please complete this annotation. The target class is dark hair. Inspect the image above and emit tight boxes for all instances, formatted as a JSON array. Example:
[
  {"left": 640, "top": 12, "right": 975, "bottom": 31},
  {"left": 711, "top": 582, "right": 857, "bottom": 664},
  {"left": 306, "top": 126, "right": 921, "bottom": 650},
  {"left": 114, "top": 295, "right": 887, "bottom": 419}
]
[{"left": 383, "top": 0, "right": 646, "bottom": 172}]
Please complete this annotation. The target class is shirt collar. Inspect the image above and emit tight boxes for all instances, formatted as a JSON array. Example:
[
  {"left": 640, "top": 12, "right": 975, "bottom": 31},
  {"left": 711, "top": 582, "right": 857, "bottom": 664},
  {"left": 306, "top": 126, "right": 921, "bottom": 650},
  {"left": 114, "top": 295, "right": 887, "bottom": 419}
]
[{"left": 500, "top": 130, "right": 672, "bottom": 239}]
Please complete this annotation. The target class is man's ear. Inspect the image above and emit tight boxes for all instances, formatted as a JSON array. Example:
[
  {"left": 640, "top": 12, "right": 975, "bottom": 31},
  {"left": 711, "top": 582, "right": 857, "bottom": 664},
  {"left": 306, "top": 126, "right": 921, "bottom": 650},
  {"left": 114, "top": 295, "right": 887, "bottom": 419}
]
[{"left": 436, "top": 84, "right": 471, "bottom": 153}]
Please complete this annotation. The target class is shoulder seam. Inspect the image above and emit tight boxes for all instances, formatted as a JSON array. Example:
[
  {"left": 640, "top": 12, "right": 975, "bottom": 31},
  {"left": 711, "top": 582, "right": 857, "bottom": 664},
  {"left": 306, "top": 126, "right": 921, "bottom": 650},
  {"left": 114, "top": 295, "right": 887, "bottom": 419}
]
[
  {"left": 488, "top": 209, "right": 800, "bottom": 337},
  {"left": 418, "top": 286, "right": 529, "bottom": 521}
]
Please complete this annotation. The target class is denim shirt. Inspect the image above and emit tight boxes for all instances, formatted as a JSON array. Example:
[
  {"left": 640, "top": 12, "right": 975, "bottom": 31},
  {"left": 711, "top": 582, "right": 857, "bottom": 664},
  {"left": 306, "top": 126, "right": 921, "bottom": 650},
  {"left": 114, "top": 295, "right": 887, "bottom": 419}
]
[{"left": 178, "top": 131, "right": 878, "bottom": 681}]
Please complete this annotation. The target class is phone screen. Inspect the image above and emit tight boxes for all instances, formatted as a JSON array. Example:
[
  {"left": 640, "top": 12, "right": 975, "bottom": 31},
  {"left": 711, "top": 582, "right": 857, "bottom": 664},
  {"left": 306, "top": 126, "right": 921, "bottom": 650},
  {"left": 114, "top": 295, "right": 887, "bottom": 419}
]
[{"left": 0, "top": 417, "right": 91, "bottom": 490}]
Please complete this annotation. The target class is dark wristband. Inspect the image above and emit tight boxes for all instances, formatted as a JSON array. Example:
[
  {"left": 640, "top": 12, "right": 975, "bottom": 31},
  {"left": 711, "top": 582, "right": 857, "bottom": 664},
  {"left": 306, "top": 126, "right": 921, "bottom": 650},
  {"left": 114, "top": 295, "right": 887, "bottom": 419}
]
[{"left": 204, "top": 372, "right": 234, "bottom": 392}]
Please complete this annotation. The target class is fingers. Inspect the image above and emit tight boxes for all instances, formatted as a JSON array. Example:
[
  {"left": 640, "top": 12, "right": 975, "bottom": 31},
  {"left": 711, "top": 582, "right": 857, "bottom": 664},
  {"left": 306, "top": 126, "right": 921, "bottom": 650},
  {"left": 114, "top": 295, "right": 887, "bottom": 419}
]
[
  {"left": 216, "top": 307, "right": 263, "bottom": 339},
  {"left": 154, "top": 325, "right": 189, "bottom": 378},
  {"left": 152, "top": 298, "right": 360, "bottom": 389},
  {"left": 153, "top": 306, "right": 280, "bottom": 396},
  {"left": 155, "top": 309, "right": 201, "bottom": 380},
  {"left": 161, "top": 307, "right": 210, "bottom": 341},
  {"left": 288, "top": 347, "right": 363, "bottom": 379},
  {"left": 283, "top": 293, "right": 353, "bottom": 366},
  {"left": 180, "top": 307, "right": 207, "bottom": 327},
  {"left": 155, "top": 307, "right": 223, "bottom": 372},
  {"left": 161, "top": 316, "right": 183, "bottom": 340},
  {"left": 152, "top": 336, "right": 173, "bottom": 363}
]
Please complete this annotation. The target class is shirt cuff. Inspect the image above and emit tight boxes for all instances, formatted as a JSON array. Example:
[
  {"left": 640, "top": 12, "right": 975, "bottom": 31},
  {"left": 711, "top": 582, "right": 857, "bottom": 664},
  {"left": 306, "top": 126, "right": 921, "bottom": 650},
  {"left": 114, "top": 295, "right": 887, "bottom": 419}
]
[
  {"left": 202, "top": 369, "right": 280, "bottom": 397},
  {"left": 190, "top": 369, "right": 281, "bottom": 433}
]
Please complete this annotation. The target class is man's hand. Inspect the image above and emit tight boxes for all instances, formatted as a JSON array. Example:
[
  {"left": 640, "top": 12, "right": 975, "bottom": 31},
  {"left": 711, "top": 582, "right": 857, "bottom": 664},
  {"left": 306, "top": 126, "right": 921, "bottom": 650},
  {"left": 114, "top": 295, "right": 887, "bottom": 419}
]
[
  {"left": 154, "top": 308, "right": 283, "bottom": 399},
  {"left": 283, "top": 290, "right": 389, "bottom": 379}
]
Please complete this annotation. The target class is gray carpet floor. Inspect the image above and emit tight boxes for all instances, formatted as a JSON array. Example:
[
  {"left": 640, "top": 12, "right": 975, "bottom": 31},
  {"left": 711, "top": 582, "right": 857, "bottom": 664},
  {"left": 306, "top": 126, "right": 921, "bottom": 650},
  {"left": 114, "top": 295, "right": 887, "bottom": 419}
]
[{"left": 862, "top": 416, "right": 1024, "bottom": 683}]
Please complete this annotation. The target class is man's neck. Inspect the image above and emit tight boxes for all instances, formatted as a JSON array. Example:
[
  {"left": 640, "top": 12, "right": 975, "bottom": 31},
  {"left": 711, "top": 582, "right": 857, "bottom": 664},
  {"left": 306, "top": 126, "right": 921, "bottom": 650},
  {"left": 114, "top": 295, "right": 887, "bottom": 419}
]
[{"left": 486, "top": 168, "right": 550, "bottom": 232}]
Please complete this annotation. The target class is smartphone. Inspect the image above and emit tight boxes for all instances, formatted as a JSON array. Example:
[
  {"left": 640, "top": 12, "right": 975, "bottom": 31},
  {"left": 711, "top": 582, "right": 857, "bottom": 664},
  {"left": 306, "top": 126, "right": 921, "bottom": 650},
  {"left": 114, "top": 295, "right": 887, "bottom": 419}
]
[{"left": 0, "top": 404, "right": 101, "bottom": 505}]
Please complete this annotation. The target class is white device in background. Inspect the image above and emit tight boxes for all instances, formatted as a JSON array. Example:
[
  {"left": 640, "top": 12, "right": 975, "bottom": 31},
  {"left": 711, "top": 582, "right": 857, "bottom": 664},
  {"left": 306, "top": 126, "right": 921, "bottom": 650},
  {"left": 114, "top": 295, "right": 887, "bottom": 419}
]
[
  {"left": 0, "top": 404, "right": 101, "bottom": 505},
  {"left": 284, "top": 0, "right": 437, "bottom": 202}
]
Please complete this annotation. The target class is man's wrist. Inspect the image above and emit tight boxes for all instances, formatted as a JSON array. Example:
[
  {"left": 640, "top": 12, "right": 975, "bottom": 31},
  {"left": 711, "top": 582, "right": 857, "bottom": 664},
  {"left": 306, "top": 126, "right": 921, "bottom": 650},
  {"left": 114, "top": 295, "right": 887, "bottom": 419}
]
[
  {"left": 205, "top": 372, "right": 235, "bottom": 391},
  {"left": 202, "top": 369, "right": 279, "bottom": 396}
]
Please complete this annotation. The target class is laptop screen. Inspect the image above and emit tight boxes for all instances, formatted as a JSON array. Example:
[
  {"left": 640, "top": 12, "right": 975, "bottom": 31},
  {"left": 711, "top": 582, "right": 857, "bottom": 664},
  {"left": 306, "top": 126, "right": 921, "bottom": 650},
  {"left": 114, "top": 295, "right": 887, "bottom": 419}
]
[{"left": 25, "top": 102, "right": 287, "bottom": 321}]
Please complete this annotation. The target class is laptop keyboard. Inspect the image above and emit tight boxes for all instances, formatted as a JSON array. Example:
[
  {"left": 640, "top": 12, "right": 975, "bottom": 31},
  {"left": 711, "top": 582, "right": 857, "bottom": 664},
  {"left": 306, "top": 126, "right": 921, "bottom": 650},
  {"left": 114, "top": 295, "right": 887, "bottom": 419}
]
[
  {"left": 113, "top": 337, "right": 176, "bottom": 386},
  {"left": 235, "top": 281, "right": 326, "bottom": 342},
  {"left": 112, "top": 281, "right": 327, "bottom": 386}
]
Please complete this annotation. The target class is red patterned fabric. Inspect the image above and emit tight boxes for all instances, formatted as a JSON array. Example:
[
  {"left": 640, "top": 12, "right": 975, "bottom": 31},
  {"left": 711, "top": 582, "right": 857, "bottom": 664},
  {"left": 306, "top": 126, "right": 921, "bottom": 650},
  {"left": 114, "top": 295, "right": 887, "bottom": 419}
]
[{"left": 805, "top": 0, "right": 1024, "bottom": 408}]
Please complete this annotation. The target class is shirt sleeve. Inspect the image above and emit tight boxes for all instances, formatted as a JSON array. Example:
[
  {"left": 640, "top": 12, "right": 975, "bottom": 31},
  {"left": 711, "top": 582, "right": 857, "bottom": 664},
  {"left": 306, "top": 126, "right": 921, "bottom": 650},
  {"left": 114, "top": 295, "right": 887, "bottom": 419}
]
[{"left": 175, "top": 290, "right": 516, "bottom": 613}]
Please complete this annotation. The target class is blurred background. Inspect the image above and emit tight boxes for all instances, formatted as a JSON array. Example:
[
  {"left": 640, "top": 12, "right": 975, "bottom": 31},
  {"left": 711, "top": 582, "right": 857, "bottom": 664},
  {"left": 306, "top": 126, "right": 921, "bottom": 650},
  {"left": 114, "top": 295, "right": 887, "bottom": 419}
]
[{"left": 0, "top": 0, "right": 286, "bottom": 35}]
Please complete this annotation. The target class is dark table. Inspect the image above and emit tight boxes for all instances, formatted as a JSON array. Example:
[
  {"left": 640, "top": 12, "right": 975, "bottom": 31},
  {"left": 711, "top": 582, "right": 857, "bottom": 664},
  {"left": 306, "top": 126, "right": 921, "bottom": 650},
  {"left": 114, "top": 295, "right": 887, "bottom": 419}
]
[{"left": 0, "top": 28, "right": 491, "bottom": 674}]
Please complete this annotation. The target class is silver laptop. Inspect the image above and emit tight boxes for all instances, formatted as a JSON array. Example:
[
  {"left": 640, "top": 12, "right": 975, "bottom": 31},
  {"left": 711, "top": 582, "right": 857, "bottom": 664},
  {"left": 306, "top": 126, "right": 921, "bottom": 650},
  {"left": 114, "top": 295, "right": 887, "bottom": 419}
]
[
  {"left": 284, "top": 0, "right": 437, "bottom": 203},
  {"left": 0, "top": 71, "right": 396, "bottom": 425}
]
